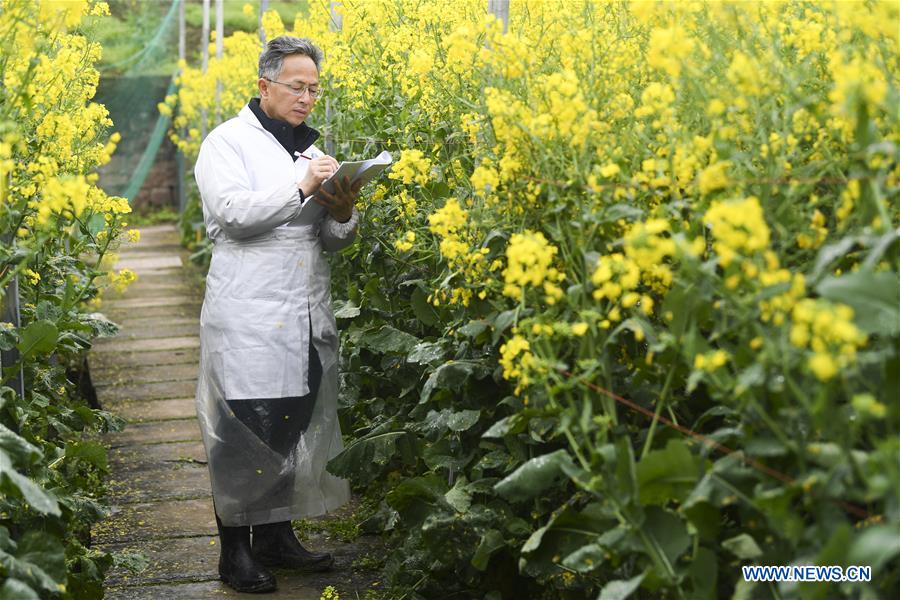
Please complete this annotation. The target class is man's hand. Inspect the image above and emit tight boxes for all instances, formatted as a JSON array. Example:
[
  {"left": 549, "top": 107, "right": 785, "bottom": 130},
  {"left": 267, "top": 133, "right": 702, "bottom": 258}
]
[
  {"left": 315, "top": 176, "right": 361, "bottom": 223},
  {"left": 298, "top": 155, "right": 339, "bottom": 196}
]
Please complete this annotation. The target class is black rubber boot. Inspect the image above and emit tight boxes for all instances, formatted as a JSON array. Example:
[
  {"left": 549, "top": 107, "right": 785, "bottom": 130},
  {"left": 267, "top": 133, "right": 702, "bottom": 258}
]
[
  {"left": 251, "top": 521, "right": 334, "bottom": 572},
  {"left": 216, "top": 515, "right": 277, "bottom": 593}
]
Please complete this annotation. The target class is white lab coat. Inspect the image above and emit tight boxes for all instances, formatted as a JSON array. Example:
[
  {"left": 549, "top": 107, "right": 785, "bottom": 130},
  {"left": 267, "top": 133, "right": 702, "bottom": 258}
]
[{"left": 193, "top": 105, "right": 354, "bottom": 526}]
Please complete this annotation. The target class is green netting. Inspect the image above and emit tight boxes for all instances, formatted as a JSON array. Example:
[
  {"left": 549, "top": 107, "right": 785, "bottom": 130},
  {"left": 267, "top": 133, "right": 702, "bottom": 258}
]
[
  {"left": 121, "top": 76, "right": 176, "bottom": 202},
  {"left": 94, "top": 0, "right": 180, "bottom": 204}
]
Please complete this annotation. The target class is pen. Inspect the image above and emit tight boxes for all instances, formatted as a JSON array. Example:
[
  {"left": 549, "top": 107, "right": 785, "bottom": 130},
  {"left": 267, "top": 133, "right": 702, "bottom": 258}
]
[{"left": 297, "top": 153, "right": 313, "bottom": 160}]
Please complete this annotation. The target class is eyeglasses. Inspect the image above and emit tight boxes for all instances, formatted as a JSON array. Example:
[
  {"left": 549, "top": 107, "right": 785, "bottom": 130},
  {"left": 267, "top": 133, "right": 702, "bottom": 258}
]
[{"left": 264, "top": 78, "right": 322, "bottom": 100}]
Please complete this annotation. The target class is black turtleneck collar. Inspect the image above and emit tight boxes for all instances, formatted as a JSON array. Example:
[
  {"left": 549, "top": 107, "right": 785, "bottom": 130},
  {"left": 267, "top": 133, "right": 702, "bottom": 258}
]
[{"left": 248, "top": 97, "right": 320, "bottom": 161}]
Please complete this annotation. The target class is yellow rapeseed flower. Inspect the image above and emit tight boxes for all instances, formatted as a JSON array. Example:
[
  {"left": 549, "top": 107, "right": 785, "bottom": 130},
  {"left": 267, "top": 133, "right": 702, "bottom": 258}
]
[
  {"left": 499, "top": 334, "right": 535, "bottom": 394},
  {"left": 502, "top": 230, "right": 563, "bottom": 303}
]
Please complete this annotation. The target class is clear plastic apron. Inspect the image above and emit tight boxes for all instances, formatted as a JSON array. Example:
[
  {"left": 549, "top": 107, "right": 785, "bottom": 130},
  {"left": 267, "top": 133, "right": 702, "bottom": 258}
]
[{"left": 195, "top": 225, "right": 350, "bottom": 526}]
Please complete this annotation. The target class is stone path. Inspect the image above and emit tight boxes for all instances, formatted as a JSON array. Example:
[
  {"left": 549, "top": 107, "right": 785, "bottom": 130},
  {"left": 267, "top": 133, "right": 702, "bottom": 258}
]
[{"left": 90, "top": 224, "right": 381, "bottom": 599}]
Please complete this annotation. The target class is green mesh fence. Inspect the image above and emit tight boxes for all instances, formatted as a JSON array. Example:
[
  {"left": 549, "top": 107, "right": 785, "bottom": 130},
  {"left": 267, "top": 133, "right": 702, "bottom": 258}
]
[{"left": 94, "top": 0, "right": 180, "bottom": 205}]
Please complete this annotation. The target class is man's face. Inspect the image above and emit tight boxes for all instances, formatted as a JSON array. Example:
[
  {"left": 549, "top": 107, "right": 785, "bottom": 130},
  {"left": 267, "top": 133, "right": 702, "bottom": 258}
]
[{"left": 258, "top": 54, "right": 319, "bottom": 127}]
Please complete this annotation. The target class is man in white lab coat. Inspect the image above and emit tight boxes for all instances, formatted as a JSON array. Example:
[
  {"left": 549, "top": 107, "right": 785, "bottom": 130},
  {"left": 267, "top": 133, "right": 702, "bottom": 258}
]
[{"left": 193, "top": 36, "right": 361, "bottom": 593}]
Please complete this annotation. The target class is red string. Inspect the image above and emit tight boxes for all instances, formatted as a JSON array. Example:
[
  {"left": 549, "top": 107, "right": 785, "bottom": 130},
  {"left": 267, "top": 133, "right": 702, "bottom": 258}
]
[{"left": 562, "top": 370, "right": 871, "bottom": 520}]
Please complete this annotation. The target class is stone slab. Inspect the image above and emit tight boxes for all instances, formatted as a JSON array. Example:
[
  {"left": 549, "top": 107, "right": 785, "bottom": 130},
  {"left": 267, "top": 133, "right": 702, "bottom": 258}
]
[
  {"left": 105, "top": 315, "right": 198, "bottom": 331},
  {"left": 103, "top": 303, "right": 201, "bottom": 320},
  {"left": 93, "top": 497, "right": 216, "bottom": 544},
  {"left": 102, "top": 532, "right": 383, "bottom": 595},
  {"left": 109, "top": 440, "right": 207, "bottom": 470},
  {"left": 116, "top": 244, "right": 178, "bottom": 258},
  {"left": 114, "top": 255, "right": 183, "bottom": 271},
  {"left": 113, "top": 322, "right": 201, "bottom": 341},
  {"left": 132, "top": 225, "right": 180, "bottom": 239},
  {"left": 117, "top": 243, "right": 186, "bottom": 256},
  {"left": 130, "top": 236, "right": 180, "bottom": 247},
  {"left": 118, "top": 269, "right": 196, "bottom": 285},
  {"left": 119, "top": 240, "right": 180, "bottom": 252},
  {"left": 136, "top": 224, "right": 179, "bottom": 234},
  {"left": 93, "top": 336, "right": 200, "bottom": 354},
  {"left": 105, "top": 284, "right": 197, "bottom": 299},
  {"left": 105, "top": 419, "right": 202, "bottom": 448},
  {"left": 106, "top": 397, "right": 196, "bottom": 423},
  {"left": 117, "top": 315, "right": 199, "bottom": 327},
  {"left": 99, "top": 379, "right": 197, "bottom": 403},
  {"left": 101, "top": 536, "right": 219, "bottom": 588},
  {"left": 103, "top": 296, "right": 197, "bottom": 310},
  {"left": 107, "top": 464, "right": 210, "bottom": 504},
  {"left": 104, "top": 579, "right": 321, "bottom": 600},
  {"left": 130, "top": 239, "right": 181, "bottom": 247},
  {"left": 105, "top": 269, "right": 192, "bottom": 288},
  {"left": 93, "top": 363, "right": 199, "bottom": 388},
  {"left": 90, "top": 348, "right": 200, "bottom": 371},
  {"left": 109, "top": 284, "right": 199, "bottom": 301}
]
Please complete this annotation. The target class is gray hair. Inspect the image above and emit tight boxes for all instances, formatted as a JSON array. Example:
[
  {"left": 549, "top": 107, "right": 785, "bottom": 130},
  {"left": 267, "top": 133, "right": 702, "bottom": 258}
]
[{"left": 258, "top": 36, "right": 324, "bottom": 79}]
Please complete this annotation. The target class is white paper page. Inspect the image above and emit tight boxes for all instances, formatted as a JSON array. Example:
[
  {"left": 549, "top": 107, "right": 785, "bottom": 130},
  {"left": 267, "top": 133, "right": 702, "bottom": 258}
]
[
  {"left": 320, "top": 150, "right": 393, "bottom": 195},
  {"left": 355, "top": 150, "right": 392, "bottom": 174},
  {"left": 351, "top": 150, "right": 393, "bottom": 187}
]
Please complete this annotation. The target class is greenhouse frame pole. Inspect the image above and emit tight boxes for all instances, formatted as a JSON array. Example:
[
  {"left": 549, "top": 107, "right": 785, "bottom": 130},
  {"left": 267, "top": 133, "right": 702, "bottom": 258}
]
[
  {"left": 200, "top": 0, "right": 210, "bottom": 139},
  {"left": 259, "top": 0, "right": 269, "bottom": 44},
  {"left": 178, "top": 0, "right": 185, "bottom": 60},
  {"left": 177, "top": 0, "right": 187, "bottom": 213},
  {"left": 215, "top": 0, "right": 224, "bottom": 125},
  {"left": 325, "top": 1, "right": 342, "bottom": 157},
  {"left": 488, "top": 0, "right": 509, "bottom": 33},
  {"left": 0, "top": 235, "right": 24, "bottom": 400},
  {"left": 329, "top": 0, "right": 343, "bottom": 30}
]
